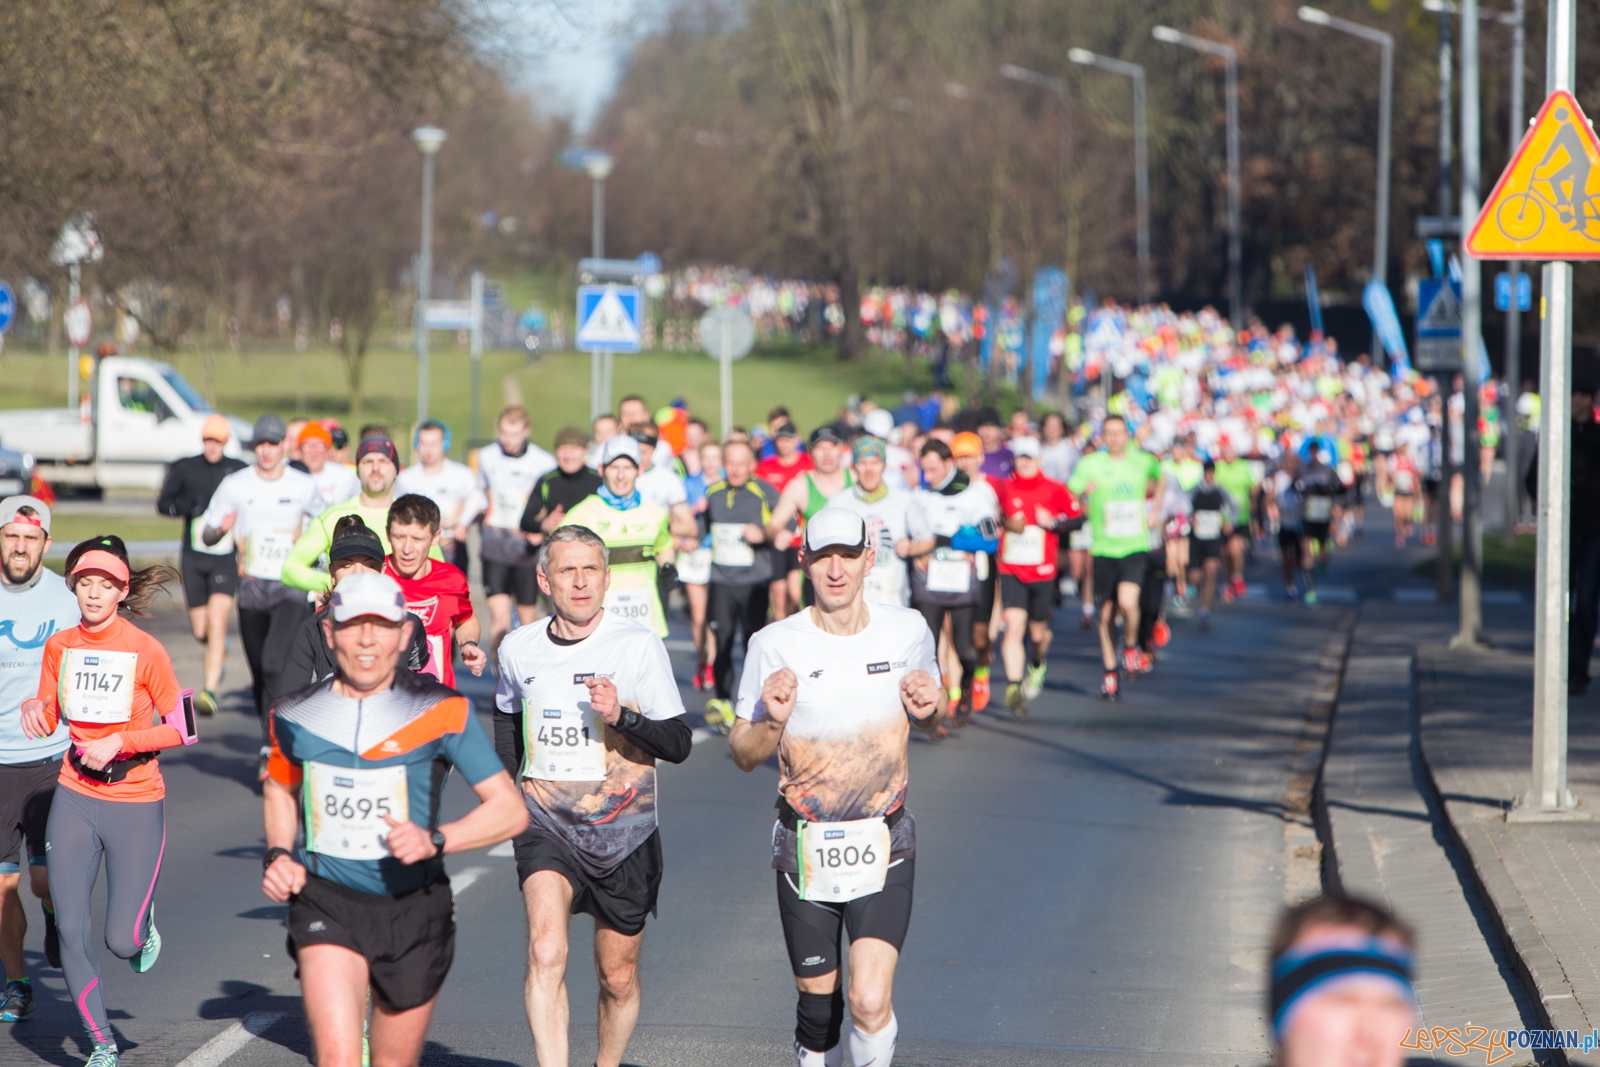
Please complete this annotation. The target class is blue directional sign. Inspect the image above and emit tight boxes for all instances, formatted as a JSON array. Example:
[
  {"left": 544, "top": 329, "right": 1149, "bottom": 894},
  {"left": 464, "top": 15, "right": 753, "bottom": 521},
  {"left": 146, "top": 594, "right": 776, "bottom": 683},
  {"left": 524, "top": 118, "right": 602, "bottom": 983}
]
[
  {"left": 1494, "top": 271, "right": 1533, "bottom": 313},
  {"left": 576, "top": 284, "right": 642, "bottom": 353},
  {"left": 0, "top": 282, "right": 15, "bottom": 334}
]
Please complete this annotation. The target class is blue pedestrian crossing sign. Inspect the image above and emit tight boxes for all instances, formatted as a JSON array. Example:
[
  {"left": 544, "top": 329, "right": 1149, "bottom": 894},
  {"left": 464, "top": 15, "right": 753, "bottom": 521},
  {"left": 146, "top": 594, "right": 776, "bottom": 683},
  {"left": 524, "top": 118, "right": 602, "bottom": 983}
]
[
  {"left": 0, "top": 282, "right": 15, "bottom": 334},
  {"left": 576, "top": 284, "right": 642, "bottom": 353},
  {"left": 1493, "top": 271, "right": 1533, "bottom": 313}
]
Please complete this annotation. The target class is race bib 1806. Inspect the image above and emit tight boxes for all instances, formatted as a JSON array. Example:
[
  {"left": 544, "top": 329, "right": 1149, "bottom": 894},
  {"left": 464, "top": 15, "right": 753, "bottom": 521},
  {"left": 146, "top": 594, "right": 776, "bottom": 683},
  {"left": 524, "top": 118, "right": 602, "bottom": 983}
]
[
  {"left": 522, "top": 698, "right": 607, "bottom": 781},
  {"left": 796, "top": 816, "right": 892, "bottom": 903},
  {"left": 303, "top": 761, "right": 409, "bottom": 861},
  {"left": 59, "top": 648, "right": 138, "bottom": 724}
]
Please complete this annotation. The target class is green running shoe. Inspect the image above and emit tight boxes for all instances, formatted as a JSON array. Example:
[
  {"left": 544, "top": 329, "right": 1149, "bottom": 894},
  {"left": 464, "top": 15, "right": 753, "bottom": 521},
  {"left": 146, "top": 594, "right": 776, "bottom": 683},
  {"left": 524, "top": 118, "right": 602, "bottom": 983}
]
[
  {"left": 703, "top": 698, "right": 735, "bottom": 735},
  {"left": 1005, "top": 682, "right": 1028, "bottom": 717},
  {"left": 84, "top": 1042, "right": 119, "bottom": 1067},
  {"left": 1023, "top": 661, "right": 1047, "bottom": 700},
  {"left": 194, "top": 689, "right": 218, "bottom": 717},
  {"left": 0, "top": 979, "right": 34, "bottom": 1021},
  {"left": 130, "top": 907, "right": 161, "bottom": 974}
]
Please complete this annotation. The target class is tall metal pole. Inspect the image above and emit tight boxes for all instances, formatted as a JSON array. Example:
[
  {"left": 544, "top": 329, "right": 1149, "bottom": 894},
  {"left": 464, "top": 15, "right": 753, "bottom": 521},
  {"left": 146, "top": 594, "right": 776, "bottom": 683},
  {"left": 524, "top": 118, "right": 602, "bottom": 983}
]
[
  {"left": 67, "top": 263, "right": 81, "bottom": 412},
  {"left": 1068, "top": 50, "right": 1149, "bottom": 304},
  {"left": 719, "top": 320, "right": 734, "bottom": 442},
  {"left": 1457, "top": 0, "right": 1484, "bottom": 646},
  {"left": 1440, "top": 6, "right": 1453, "bottom": 217},
  {"left": 1503, "top": 0, "right": 1527, "bottom": 543},
  {"left": 469, "top": 270, "right": 484, "bottom": 447},
  {"left": 1519, "top": 0, "right": 1578, "bottom": 818},
  {"left": 416, "top": 152, "right": 435, "bottom": 424}
]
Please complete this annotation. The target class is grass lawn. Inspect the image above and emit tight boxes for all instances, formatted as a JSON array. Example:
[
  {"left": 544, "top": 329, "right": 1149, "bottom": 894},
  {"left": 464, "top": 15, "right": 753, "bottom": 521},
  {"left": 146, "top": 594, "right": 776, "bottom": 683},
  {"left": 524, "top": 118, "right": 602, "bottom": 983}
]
[
  {"left": 49, "top": 514, "right": 182, "bottom": 545},
  {"left": 1412, "top": 533, "right": 1536, "bottom": 586}
]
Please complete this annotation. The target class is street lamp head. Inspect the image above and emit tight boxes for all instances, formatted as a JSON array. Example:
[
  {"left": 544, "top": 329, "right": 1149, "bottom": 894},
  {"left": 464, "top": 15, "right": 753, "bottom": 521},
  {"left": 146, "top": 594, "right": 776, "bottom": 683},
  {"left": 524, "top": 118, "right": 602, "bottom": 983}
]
[
  {"left": 583, "top": 153, "right": 614, "bottom": 182},
  {"left": 1297, "top": 5, "right": 1332, "bottom": 25},
  {"left": 1067, "top": 48, "right": 1097, "bottom": 66},
  {"left": 412, "top": 126, "right": 448, "bottom": 155},
  {"left": 1152, "top": 26, "right": 1183, "bottom": 44}
]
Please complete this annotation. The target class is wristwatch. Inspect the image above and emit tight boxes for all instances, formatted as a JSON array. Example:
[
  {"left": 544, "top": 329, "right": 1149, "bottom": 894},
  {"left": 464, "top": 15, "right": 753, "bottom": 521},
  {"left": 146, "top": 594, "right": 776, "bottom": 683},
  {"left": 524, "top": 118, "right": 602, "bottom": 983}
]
[
  {"left": 430, "top": 829, "right": 447, "bottom": 857},
  {"left": 615, "top": 707, "right": 642, "bottom": 732},
  {"left": 263, "top": 846, "right": 293, "bottom": 871}
]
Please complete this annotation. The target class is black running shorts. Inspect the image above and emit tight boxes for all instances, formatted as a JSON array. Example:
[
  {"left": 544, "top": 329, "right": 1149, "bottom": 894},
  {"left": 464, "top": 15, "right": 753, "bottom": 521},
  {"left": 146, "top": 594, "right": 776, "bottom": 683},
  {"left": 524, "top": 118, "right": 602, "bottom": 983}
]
[
  {"left": 287, "top": 873, "right": 455, "bottom": 1012},
  {"left": 777, "top": 856, "right": 914, "bottom": 978},
  {"left": 514, "top": 829, "right": 663, "bottom": 937},
  {"left": 182, "top": 551, "right": 240, "bottom": 609},
  {"left": 1303, "top": 522, "right": 1332, "bottom": 544},
  {"left": 483, "top": 560, "right": 541, "bottom": 605},
  {"left": 1092, "top": 552, "right": 1148, "bottom": 606},
  {"left": 999, "top": 573, "right": 1055, "bottom": 622},
  {"left": 1189, "top": 537, "right": 1224, "bottom": 564},
  {"left": 0, "top": 757, "right": 59, "bottom": 873}
]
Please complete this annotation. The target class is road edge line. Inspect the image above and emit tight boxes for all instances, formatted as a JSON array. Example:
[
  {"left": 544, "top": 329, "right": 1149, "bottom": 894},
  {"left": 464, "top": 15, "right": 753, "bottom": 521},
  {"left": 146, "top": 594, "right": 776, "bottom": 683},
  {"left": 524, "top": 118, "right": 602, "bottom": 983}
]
[{"left": 173, "top": 1011, "right": 283, "bottom": 1067}]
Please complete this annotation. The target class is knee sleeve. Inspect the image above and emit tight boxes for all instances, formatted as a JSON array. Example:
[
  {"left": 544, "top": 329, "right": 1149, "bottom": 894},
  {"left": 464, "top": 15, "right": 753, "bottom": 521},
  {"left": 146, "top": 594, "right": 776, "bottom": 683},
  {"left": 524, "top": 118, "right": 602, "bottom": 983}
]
[{"left": 795, "top": 988, "right": 845, "bottom": 1054}]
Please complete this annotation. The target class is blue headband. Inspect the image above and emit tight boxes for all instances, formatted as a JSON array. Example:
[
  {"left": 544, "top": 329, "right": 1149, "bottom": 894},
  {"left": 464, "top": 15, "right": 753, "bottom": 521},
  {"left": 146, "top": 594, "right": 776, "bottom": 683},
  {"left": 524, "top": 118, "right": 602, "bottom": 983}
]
[{"left": 1270, "top": 936, "right": 1415, "bottom": 1041}]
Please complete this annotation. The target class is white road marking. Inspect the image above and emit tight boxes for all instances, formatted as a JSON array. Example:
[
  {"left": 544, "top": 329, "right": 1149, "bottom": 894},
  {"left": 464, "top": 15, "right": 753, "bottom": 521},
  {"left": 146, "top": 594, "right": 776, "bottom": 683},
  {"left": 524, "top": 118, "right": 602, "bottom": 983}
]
[
  {"left": 664, "top": 639, "right": 696, "bottom": 652},
  {"left": 174, "top": 1011, "right": 282, "bottom": 1067},
  {"left": 487, "top": 840, "right": 515, "bottom": 858},
  {"left": 449, "top": 865, "right": 491, "bottom": 895},
  {"left": 692, "top": 728, "right": 720, "bottom": 746}
]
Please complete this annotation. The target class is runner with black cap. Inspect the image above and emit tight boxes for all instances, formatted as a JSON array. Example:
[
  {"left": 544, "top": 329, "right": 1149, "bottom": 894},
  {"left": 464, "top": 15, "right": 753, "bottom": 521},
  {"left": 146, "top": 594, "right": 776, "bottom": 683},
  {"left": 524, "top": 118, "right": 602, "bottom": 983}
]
[
  {"left": 0, "top": 496, "right": 79, "bottom": 1021},
  {"left": 200, "top": 414, "right": 325, "bottom": 776},
  {"left": 730, "top": 509, "right": 943, "bottom": 1067},
  {"left": 157, "top": 414, "right": 246, "bottom": 717},
  {"left": 767, "top": 425, "right": 853, "bottom": 610},
  {"left": 262, "top": 571, "right": 525, "bottom": 1067},
  {"left": 700, "top": 438, "right": 778, "bottom": 732},
  {"left": 494, "top": 524, "right": 692, "bottom": 1067}
]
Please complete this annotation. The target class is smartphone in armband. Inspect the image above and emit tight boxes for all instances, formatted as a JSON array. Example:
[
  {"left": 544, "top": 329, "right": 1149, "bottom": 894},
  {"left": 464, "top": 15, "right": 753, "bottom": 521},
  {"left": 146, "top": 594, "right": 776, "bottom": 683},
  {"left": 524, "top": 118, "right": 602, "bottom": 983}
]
[{"left": 165, "top": 689, "right": 200, "bottom": 745}]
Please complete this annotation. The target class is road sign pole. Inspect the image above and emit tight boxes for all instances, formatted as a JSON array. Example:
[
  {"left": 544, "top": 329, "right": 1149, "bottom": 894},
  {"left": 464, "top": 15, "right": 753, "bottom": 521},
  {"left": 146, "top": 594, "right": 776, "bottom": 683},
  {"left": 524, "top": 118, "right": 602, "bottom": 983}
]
[
  {"left": 67, "top": 263, "right": 80, "bottom": 412},
  {"left": 1457, "top": 0, "right": 1484, "bottom": 648},
  {"left": 470, "top": 271, "right": 484, "bottom": 448},
  {"left": 719, "top": 320, "right": 734, "bottom": 441},
  {"left": 1516, "top": 0, "right": 1580, "bottom": 818},
  {"left": 1503, "top": 0, "right": 1527, "bottom": 544},
  {"left": 416, "top": 149, "right": 436, "bottom": 425},
  {"left": 591, "top": 351, "right": 603, "bottom": 421}
]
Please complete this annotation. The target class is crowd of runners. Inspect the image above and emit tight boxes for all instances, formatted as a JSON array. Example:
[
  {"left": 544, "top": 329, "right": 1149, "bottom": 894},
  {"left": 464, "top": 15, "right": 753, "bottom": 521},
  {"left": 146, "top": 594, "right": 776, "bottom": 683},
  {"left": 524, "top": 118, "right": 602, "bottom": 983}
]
[{"left": 0, "top": 299, "right": 1491, "bottom": 1067}]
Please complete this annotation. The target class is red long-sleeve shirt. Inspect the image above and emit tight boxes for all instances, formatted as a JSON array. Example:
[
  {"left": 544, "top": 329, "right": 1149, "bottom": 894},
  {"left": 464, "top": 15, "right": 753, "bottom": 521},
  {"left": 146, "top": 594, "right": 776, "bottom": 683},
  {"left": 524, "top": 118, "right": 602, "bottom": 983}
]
[{"left": 997, "top": 472, "right": 1080, "bottom": 582}]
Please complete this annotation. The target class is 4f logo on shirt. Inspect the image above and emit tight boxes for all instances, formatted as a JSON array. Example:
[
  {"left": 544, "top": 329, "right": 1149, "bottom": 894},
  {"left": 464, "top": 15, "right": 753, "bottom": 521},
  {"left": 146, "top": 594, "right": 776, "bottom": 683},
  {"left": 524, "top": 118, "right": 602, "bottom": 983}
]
[
  {"left": 809, "top": 669, "right": 825, "bottom": 678},
  {"left": 866, "top": 662, "right": 891, "bottom": 675}
]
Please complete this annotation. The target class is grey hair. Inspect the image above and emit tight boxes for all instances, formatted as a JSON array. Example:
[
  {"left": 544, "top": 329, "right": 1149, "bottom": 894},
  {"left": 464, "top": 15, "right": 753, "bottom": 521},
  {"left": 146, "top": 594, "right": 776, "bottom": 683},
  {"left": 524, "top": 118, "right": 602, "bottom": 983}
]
[{"left": 538, "top": 524, "right": 610, "bottom": 573}]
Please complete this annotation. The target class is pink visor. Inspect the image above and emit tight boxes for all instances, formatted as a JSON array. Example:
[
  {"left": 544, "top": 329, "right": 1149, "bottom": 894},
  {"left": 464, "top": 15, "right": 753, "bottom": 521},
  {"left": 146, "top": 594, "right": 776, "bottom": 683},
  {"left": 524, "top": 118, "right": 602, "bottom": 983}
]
[{"left": 71, "top": 549, "right": 130, "bottom": 585}]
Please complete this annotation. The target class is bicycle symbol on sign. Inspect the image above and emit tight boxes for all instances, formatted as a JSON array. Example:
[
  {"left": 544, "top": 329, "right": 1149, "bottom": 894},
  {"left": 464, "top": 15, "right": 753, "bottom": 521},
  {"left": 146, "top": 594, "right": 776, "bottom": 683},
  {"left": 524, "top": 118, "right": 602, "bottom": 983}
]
[{"left": 1495, "top": 106, "right": 1600, "bottom": 243}]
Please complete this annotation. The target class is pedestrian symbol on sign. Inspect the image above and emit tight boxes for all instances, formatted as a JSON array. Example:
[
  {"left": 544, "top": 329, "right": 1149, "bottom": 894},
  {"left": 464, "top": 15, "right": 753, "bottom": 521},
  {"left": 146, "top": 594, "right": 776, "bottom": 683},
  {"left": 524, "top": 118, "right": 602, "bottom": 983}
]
[{"left": 576, "top": 284, "right": 642, "bottom": 353}]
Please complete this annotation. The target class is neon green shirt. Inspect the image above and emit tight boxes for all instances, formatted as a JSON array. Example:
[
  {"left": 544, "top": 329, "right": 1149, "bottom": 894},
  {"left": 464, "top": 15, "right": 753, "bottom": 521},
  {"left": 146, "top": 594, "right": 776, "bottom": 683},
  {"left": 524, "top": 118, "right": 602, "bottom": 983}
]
[
  {"left": 1067, "top": 449, "right": 1159, "bottom": 558},
  {"left": 1213, "top": 459, "right": 1257, "bottom": 525},
  {"left": 282, "top": 497, "right": 443, "bottom": 593},
  {"left": 564, "top": 495, "right": 672, "bottom": 638}
]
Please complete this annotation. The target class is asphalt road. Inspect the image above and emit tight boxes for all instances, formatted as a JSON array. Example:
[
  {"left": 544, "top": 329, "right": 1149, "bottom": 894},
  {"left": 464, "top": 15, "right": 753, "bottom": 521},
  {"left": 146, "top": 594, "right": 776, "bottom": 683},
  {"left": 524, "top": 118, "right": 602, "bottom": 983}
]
[{"left": 2, "top": 541, "right": 1420, "bottom": 1066}]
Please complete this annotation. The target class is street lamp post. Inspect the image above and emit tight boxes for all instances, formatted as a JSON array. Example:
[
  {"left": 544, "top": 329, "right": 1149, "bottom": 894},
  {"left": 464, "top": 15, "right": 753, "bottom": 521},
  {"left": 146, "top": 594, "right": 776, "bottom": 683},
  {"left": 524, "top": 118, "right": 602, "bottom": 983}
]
[
  {"left": 1000, "top": 63, "right": 1072, "bottom": 280},
  {"left": 1068, "top": 49, "right": 1149, "bottom": 304},
  {"left": 1152, "top": 26, "right": 1242, "bottom": 332},
  {"left": 1458, "top": 0, "right": 1484, "bottom": 648},
  {"left": 412, "top": 126, "right": 447, "bottom": 425},
  {"left": 1297, "top": 7, "right": 1393, "bottom": 367},
  {"left": 585, "top": 153, "right": 615, "bottom": 419}
]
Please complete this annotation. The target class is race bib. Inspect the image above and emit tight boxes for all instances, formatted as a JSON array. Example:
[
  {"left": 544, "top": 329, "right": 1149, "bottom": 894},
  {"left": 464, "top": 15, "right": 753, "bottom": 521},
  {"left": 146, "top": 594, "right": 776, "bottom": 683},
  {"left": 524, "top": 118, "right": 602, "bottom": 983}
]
[
  {"left": 303, "top": 761, "right": 409, "bottom": 861},
  {"left": 926, "top": 553, "right": 971, "bottom": 594},
  {"left": 1395, "top": 471, "right": 1416, "bottom": 494},
  {"left": 1002, "top": 526, "right": 1046, "bottom": 566},
  {"left": 1068, "top": 525, "right": 1093, "bottom": 551},
  {"left": 419, "top": 634, "right": 447, "bottom": 683},
  {"left": 489, "top": 486, "right": 529, "bottom": 529},
  {"left": 711, "top": 523, "right": 755, "bottom": 568},
  {"left": 59, "top": 648, "right": 138, "bottom": 724},
  {"left": 604, "top": 585, "right": 658, "bottom": 627},
  {"left": 523, "top": 699, "right": 607, "bottom": 782},
  {"left": 1305, "top": 496, "right": 1334, "bottom": 522},
  {"left": 1192, "top": 510, "right": 1223, "bottom": 540},
  {"left": 1104, "top": 499, "right": 1144, "bottom": 539},
  {"left": 863, "top": 563, "right": 900, "bottom": 604},
  {"left": 246, "top": 531, "right": 296, "bottom": 581},
  {"left": 191, "top": 521, "right": 232, "bottom": 555},
  {"left": 796, "top": 816, "right": 892, "bottom": 903},
  {"left": 676, "top": 546, "right": 712, "bottom": 585}
]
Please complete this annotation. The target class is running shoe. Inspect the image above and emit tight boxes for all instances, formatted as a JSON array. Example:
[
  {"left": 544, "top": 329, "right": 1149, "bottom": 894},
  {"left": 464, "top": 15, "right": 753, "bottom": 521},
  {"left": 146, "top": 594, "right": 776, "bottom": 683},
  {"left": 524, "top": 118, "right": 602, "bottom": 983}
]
[
  {"left": 952, "top": 686, "right": 975, "bottom": 728},
  {"left": 1153, "top": 618, "right": 1171, "bottom": 649},
  {"left": 1303, "top": 588, "right": 1319, "bottom": 608},
  {"left": 1137, "top": 650, "right": 1155, "bottom": 675},
  {"left": 970, "top": 668, "right": 991, "bottom": 712},
  {"left": 1198, "top": 609, "right": 1212, "bottom": 632},
  {"left": 580, "top": 785, "right": 638, "bottom": 825},
  {"left": 1079, "top": 608, "right": 1094, "bottom": 630},
  {"left": 1221, "top": 584, "right": 1235, "bottom": 604},
  {"left": 130, "top": 906, "right": 160, "bottom": 973},
  {"left": 84, "top": 1042, "right": 118, "bottom": 1067},
  {"left": 1169, "top": 594, "right": 1190, "bottom": 617},
  {"left": 1121, "top": 647, "right": 1143, "bottom": 675},
  {"left": 703, "top": 699, "right": 735, "bottom": 735},
  {"left": 1005, "top": 682, "right": 1028, "bottom": 717},
  {"left": 194, "top": 689, "right": 218, "bottom": 717},
  {"left": 1023, "top": 661, "right": 1047, "bottom": 700},
  {"left": 0, "top": 980, "right": 33, "bottom": 1021},
  {"left": 1100, "top": 671, "right": 1121, "bottom": 701},
  {"left": 258, "top": 746, "right": 271, "bottom": 783},
  {"left": 1232, "top": 577, "right": 1248, "bottom": 598},
  {"left": 43, "top": 904, "right": 60, "bottom": 969}
]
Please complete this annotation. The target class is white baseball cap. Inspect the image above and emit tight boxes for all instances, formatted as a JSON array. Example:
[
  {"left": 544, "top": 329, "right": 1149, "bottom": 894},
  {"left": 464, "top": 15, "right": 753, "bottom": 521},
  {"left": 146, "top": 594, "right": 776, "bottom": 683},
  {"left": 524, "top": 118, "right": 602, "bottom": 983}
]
[
  {"left": 1011, "top": 435, "right": 1042, "bottom": 459},
  {"left": 328, "top": 572, "right": 407, "bottom": 623},
  {"left": 598, "top": 435, "right": 642, "bottom": 469},
  {"left": 862, "top": 408, "right": 895, "bottom": 439},
  {"left": 0, "top": 495, "right": 51, "bottom": 536},
  {"left": 803, "top": 508, "right": 867, "bottom": 554}
]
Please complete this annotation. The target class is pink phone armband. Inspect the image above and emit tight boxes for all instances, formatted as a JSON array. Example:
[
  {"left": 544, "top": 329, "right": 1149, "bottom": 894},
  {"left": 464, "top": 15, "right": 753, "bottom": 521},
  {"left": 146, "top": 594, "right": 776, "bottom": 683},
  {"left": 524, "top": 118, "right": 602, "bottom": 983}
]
[{"left": 165, "top": 689, "right": 199, "bottom": 745}]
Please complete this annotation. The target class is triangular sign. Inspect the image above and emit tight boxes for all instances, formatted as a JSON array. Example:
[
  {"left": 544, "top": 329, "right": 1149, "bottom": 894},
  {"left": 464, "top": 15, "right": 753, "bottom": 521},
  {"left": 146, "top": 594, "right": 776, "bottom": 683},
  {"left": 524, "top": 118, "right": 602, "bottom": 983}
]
[
  {"left": 1467, "top": 90, "right": 1600, "bottom": 260},
  {"left": 1418, "top": 283, "right": 1461, "bottom": 334},
  {"left": 577, "top": 286, "right": 639, "bottom": 345}
]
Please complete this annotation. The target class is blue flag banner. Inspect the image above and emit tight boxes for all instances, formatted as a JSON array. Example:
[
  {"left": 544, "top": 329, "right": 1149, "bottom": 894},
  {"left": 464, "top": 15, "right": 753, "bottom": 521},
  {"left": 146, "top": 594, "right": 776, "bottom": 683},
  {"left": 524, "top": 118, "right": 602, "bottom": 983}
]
[
  {"left": 1361, "top": 279, "right": 1410, "bottom": 368},
  {"left": 1304, "top": 264, "right": 1324, "bottom": 337},
  {"left": 1028, "top": 268, "right": 1069, "bottom": 401}
]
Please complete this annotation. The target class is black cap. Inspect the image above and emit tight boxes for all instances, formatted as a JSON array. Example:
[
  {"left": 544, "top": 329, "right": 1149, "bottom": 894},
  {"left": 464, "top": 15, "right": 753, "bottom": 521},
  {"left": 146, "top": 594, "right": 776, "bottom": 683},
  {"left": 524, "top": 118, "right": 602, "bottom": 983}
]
[
  {"left": 329, "top": 528, "right": 385, "bottom": 565},
  {"left": 774, "top": 422, "right": 800, "bottom": 439},
  {"left": 249, "top": 414, "right": 288, "bottom": 446},
  {"left": 809, "top": 425, "right": 845, "bottom": 447}
]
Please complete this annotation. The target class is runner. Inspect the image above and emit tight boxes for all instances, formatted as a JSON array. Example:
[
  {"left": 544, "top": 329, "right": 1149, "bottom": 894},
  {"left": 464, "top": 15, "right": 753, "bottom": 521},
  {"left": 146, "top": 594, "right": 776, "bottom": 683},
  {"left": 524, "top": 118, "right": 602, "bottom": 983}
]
[
  {"left": 756, "top": 422, "right": 814, "bottom": 620},
  {"left": 384, "top": 494, "right": 485, "bottom": 688},
  {"left": 1268, "top": 453, "right": 1306, "bottom": 602},
  {"left": 996, "top": 437, "right": 1080, "bottom": 716},
  {"left": 1211, "top": 438, "right": 1257, "bottom": 601},
  {"left": 493, "top": 525, "right": 692, "bottom": 1067},
  {"left": 476, "top": 408, "right": 557, "bottom": 652},
  {"left": 1296, "top": 449, "right": 1342, "bottom": 606},
  {"left": 395, "top": 419, "right": 482, "bottom": 574},
  {"left": 822, "top": 435, "right": 928, "bottom": 608},
  {"left": 949, "top": 432, "right": 1001, "bottom": 713},
  {"left": 295, "top": 422, "right": 361, "bottom": 515},
  {"left": 1067, "top": 415, "right": 1159, "bottom": 701},
  {"left": 700, "top": 439, "right": 778, "bottom": 733},
  {"left": 729, "top": 509, "right": 944, "bottom": 1067},
  {"left": 19, "top": 537, "right": 184, "bottom": 1067},
  {"left": 679, "top": 441, "right": 722, "bottom": 691},
  {"left": 156, "top": 414, "right": 246, "bottom": 716},
  {"left": 0, "top": 498, "right": 78, "bottom": 1022},
  {"left": 1161, "top": 439, "right": 1202, "bottom": 613},
  {"left": 518, "top": 427, "right": 603, "bottom": 554},
  {"left": 1186, "top": 462, "right": 1236, "bottom": 631},
  {"left": 909, "top": 439, "right": 994, "bottom": 728},
  {"left": 200, "top": 415, "right": 325, "bottom": 777},
  {"left": 767, "top": 426, "right": 853, "bottom": 611},
  {"left": 563, "top": 437, "right": 675, "bottom": 640},
  {"left": 628, "top": 425, "right": 697, "bottom": 622},
  {"left": 1390, "top": 447, "right": 1420, "bottom": 547},
  {"left": 262, "top": 571, "right": 525, "bottom": 1067}
]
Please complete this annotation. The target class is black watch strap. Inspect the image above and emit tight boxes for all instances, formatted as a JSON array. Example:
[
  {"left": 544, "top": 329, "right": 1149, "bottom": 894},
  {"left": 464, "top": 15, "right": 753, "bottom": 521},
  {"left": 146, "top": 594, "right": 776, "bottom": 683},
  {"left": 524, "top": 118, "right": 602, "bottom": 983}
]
[
  {"left": 616, "top": 708, "right": 642, "bottom": 732},
  {"left": 263, "top": 846, "right": 293, "bottom": 871},
  {"left": 431, "top": 829, "right": 447, "bottom": 857}
]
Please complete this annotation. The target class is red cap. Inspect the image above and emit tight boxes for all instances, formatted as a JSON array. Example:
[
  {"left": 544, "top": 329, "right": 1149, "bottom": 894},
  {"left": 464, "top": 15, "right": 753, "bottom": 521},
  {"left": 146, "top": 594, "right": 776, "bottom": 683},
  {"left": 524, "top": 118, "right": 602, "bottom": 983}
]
[{"left": 71, "top": 549, "right": 130, "bottom": 586}]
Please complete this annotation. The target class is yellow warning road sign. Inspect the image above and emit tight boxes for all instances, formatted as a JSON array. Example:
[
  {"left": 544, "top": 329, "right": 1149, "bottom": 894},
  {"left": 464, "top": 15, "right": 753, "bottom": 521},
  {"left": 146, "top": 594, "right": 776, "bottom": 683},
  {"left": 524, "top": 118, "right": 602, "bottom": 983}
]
[{"left": 1468, "top": 90, "right": 1600, "bottom": 260}]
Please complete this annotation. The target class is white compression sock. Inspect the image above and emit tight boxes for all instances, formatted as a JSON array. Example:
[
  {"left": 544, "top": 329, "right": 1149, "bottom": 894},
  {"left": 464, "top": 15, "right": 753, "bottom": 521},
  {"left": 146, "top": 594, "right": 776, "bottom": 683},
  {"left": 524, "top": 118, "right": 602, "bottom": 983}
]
[
  {"left": 792, "top": 1038, "right": 843, "bottom": 1067},
  {"left": 848, "top": 1013, "right": 898, "bottom": 1067}
]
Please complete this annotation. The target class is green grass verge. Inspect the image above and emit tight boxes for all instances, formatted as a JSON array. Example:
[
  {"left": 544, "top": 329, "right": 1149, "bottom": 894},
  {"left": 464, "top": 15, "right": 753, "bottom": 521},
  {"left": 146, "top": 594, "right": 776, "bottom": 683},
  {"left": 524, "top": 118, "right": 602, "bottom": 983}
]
[
  {"left": 49, "top": 515, "right": 182, "bottom": 545},
  {"left": 1411, "top": 532, "right": 1536, "bottom": 586}
]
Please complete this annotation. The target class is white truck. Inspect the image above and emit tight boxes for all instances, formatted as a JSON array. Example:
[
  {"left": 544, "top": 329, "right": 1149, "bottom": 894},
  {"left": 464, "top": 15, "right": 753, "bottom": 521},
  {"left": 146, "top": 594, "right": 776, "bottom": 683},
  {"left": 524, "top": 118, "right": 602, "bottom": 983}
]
[{"left": 0, "top": 357, "right": 253, "bottom": 491}]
